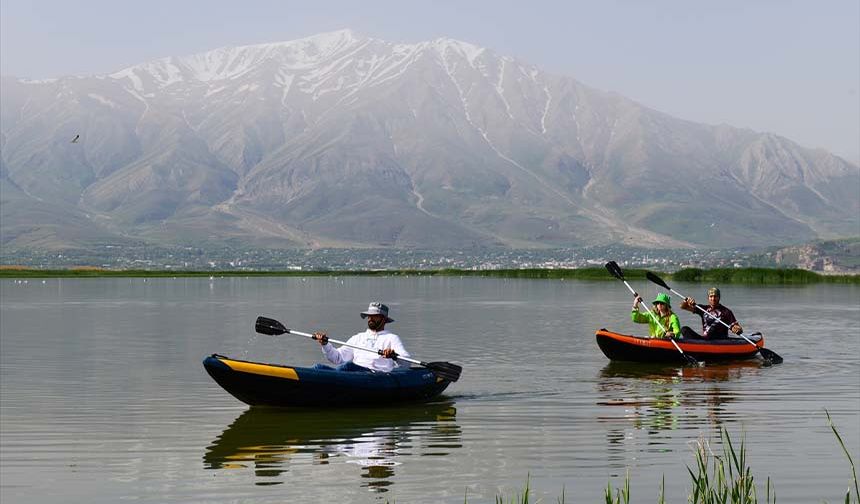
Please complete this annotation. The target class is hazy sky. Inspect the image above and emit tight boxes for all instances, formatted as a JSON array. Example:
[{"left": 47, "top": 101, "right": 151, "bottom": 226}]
[{"left": 2, "top": 0, "right": 858, "bottom": 163}]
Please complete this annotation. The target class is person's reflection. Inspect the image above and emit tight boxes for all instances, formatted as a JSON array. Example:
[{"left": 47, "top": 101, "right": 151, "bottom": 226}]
[
  {"left": 354, "top": 434, "right": 400, "bottom": 492},
  {"left": 204, "top": 402, "right": 460, "bottom": 492},
  {"left": 315, "top": 428, "right": 404, "bottom": 491},
  {"left": 597, "top": 365, "right": 682, "bottom": 437},
  {"left": 596, "top": 361, "right": 762, "bottom": 465}
]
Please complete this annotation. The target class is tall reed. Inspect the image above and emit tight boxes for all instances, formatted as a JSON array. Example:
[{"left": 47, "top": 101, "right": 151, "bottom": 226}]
[
  {"left": 687, "top": 428, "right": 774, "bottom": 504},
  {"left": 826, "top": 410, "right": 859, "bottom": 503}
]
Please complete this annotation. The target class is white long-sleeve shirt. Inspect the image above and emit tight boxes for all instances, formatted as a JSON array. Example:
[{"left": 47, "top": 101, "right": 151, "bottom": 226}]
[{"left": 321, "top": 329, "right": 409, "bottom": 372}]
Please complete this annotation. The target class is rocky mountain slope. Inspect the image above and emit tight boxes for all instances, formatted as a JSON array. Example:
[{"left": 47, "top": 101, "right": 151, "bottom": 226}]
[{"left": 2, "top": 30, "right": 858, "bottom": 250}]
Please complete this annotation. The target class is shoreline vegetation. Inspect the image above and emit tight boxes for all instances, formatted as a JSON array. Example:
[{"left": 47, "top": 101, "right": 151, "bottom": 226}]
[
  {"left": 461, "top": 413, "right": 857, "bottom": 504},
  {"left": 0, "top": 266, "right": 857, "bottom": 284}
]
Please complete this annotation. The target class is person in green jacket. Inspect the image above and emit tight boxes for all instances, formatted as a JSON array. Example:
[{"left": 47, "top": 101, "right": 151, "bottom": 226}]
[{"left": 631, "top": 292, "right": 681, "bottom": 339}]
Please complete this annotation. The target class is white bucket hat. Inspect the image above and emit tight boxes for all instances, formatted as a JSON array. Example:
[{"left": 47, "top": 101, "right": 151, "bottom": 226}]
[{"left": 360, "top": 302, "right": 394, "bottom": 323}]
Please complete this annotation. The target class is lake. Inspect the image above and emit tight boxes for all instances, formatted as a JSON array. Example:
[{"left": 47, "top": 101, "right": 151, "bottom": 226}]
[{"left": 1, "top": 276, "right": 858, "bottom": 503}]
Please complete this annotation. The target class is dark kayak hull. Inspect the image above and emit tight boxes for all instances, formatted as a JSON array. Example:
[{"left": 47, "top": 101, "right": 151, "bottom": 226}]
[
  {"left": 596, "top": 329, "right": 763, "bottom": 363},
  {"left": 203, "top": 354, "right": 451, "bottom": 407}
]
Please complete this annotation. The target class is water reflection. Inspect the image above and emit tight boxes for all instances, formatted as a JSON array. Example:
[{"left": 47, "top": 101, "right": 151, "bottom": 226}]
[
  {"left": 599, "top": 360, "right": 764, "bottom": 382},
  {"left": 204, "top": 401, "right": 459, "bottom": 492},
  {"left": 596, "top": 361, "right": 764, "bottom": 464}
]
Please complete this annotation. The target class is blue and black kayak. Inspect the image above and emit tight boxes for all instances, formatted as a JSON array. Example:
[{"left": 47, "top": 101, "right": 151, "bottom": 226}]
[
  {"left": 596, "top": 329, "right": 764, "bottom": 363},
  {"left": 203, "top": 354, "right": 452, "bottom": 407}
]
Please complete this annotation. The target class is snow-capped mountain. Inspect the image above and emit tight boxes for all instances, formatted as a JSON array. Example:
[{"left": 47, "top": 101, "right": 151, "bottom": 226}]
[{"left": 2, "top": 29, "right": 858, "bottom": 250}]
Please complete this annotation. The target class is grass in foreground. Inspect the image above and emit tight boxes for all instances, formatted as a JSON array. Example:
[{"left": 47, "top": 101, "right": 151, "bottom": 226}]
[{"left": 441, "top": 413, "right": 858, "bottom": 503}]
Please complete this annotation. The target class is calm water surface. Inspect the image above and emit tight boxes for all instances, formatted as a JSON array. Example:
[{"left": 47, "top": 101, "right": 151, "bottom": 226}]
[{"left": 1, "top": 277, "right": 858, "bottom": 503}]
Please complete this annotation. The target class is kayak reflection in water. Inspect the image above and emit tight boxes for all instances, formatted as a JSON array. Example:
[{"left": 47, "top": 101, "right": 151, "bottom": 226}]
[
  {"left": 203, "top": 403, "right": 460, "bottom": 492},
  {"left": 312, "top": 302, "right": 410, "bottom": 372},
  {"left": 597, "top": 360, "right": 761, "bottom": 455}
]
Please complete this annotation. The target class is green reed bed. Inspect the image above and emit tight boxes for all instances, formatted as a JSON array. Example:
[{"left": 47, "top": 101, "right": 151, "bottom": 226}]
[
  {"left": 672, "top": 267, "right": 860, "bottom": 284},
  {"left": 0, "top": 268, "right": 364, "bottom": 278},
  {"left": 1, "top": 266, "right": 856, "bottom": 283},
  {"left": 463, "top": 267, "right": 858, "bottom": 284},
  {"left": 436, "top": 267, "right": 618, "bottom": 280},
  {"left": 0, "top": 268, "right": 445, "bottom": 278},
  {"left": 0, "top": 266, "right": 642, "bottom": 280}
]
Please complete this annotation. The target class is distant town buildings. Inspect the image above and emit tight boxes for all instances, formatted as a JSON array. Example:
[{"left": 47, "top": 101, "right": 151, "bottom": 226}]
[{"left": 0, "top": 245, "right": 776, "bottom": 272}]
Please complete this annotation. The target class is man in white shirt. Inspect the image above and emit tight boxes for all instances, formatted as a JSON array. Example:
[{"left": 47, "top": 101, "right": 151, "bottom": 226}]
[{"left": 312, "top": 302, "right": 410, "bottom": 372}]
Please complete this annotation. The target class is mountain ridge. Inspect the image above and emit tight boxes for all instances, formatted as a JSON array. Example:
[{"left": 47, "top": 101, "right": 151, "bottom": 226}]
[{"left": 2, "top": 29, "right": 858, "bottom": 251}]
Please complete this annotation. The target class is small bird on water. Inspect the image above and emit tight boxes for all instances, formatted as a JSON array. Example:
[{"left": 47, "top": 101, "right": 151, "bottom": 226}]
[{"left": 71, "top": 134, "right": 80, "bottom": 143}]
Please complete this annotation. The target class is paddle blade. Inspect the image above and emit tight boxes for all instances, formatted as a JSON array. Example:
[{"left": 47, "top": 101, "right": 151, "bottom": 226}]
[
  {"left": 605, "top": 261, "right": 625, "bottom": 281},
  {"left": 255, "top": 316, "right": 288, "bottom": 336},
  {"left": 645, "top": 271, "right": 671, "bottom": 290},
  {"left": 425, "top": 361, "right": 462, "bottom": 382},
  {"left": 683, "top": 354, "right": 703, "bottom": 367},
  {"left": 759, "top": 347, "right": 783, "bottom": 365}
]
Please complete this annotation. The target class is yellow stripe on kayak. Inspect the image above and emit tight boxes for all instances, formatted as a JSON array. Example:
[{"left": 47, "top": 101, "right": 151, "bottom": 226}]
[{"left": 221, "top": 358, "right": 299, "bottom": 381}]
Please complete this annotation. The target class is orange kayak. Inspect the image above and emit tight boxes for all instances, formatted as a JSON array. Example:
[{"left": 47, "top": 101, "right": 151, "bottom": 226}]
[{"left": 595, "top": 329, "right": 763, "bottom": 363}]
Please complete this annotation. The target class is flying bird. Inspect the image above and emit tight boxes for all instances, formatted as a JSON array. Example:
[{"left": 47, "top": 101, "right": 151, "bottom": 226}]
[{"left": 71, "top": 134, "right": 80, "bottom": 143}]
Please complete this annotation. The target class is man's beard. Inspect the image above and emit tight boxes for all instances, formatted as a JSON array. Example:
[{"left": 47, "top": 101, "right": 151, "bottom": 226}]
[{"left": 367, "top": 319, "right": 384, "bottom": 331}]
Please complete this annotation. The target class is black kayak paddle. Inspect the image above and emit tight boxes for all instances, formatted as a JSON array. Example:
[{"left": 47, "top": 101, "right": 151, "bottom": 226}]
[
  {"left": 605, "top": 261, "right": 701, "bottom": 366},
  {"left": 645, "top": 271, "right": 783, "bottom": 366},
  {"left": 255, "top": 316, "right": 463, "bottom": 382}
]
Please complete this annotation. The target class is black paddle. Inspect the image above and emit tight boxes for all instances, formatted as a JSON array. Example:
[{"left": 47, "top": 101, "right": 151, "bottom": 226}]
[
  {"left": 254, "top": 316, "right": 463, "bottom": 382},
  {"left": 645, "top": 271, "right": 783, "bottom": 366},
  {"left": 605, "top": 261, "right": 701, "bottom": 366}
]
